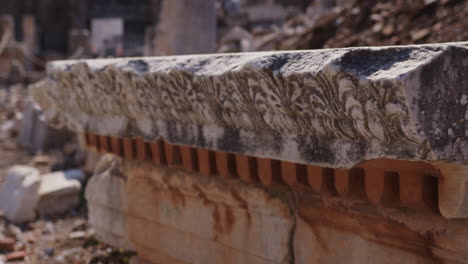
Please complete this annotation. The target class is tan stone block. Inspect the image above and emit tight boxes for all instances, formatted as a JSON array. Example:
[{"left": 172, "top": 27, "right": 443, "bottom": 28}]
[
  {"left": 294, "top": 216, "right": 430, "bottom": 264},
  {"left": 125, "top": 164, "right": 293, "bottom": 264},
  {"left": 85, "top": 155, "right": 133, "bottom": 250}
]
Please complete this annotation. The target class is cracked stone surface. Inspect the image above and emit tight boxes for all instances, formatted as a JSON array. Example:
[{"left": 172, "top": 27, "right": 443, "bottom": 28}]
[
  {"left": 92, "top": 157, "right": 468, "bottom": 264},
  {"left": 31, "top": 42, "right": 468, "bottom": 168},
  {"left": 125, "top": 161, "right": 294, "bottom": 264}
]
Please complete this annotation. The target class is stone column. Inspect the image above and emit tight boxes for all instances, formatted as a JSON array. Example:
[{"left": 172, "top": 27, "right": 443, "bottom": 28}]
[
  {"left": 0, "top": 14, "right": 15, "bottom": 45},
  {"left": 152, "top": 0, "right": 216, "bottom": 55},
  {"left": 21, "top": 15, "right": 35, "bottom": 52},
  {"left": 21, "top": 15, "right": 36, "bottom": 71}
]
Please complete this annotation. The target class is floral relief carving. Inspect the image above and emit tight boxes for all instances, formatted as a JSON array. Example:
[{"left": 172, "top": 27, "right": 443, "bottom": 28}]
[{"left": 35, "top": 60, "right": 420, "bottom": 145}]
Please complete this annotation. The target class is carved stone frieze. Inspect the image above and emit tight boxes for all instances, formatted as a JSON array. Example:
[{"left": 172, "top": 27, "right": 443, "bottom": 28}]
[{"left": 31, "top": 42, "right": 468, "bottom": 168}]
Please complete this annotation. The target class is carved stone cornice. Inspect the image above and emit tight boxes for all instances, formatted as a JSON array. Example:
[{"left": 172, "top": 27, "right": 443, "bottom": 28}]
[{"left": 31, "top": 42, "right": 468, "bottom": 169}]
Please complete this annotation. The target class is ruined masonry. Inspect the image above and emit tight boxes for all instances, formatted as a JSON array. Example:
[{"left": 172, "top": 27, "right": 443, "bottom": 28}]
[{"left": 32, "top": 42, "right": 468, "bottom": 263}]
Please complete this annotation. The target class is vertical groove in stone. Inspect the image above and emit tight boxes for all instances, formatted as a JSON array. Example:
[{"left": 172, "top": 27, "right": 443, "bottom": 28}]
[
  {"left": 399, "top": 172, "right": 438, "bottom": 212},
  {"left": 84, "top": 133, "right": 91, "bottom": 147},
  {"left": 197, "top": 149, "right": 217, "bottom": 175},
  {"left": 215, "top": 152, "right": 236, "bottom": 179},
  {"left": 123, "top": 138, "right": 135, "bottom": 160},
  {"left": 87, "top": 133, "right": 99, "bottom": 151},
  {"left": 150, "top": 140, "right": 167, "bottom": 166},
  {"left": 349, "top": 167, "right": 366, "bottom": 200},
  {"left": 144, "top": 142, "right": 153, "bottom": 163},
  {"left": 281, "top": 161, "right": 297, "bottom": 186},
  {"left": 307, "top": 165, "right": 321, "bottom": 192},
  {"left": 163, "top": 141, "right": 181, "bottom": 168},
  {"left": 135, "top": 138, "right": 148, "bottom": 161},
  {"left": 335, "top": 169, "right": 350, "bottom": 197},
  {"left": 381, "top": 171, "right": 401, "bottom": 207},
  {"left": 281, "top": 162, "right": 308, "bottom": 187},
  {"left": 258, "top": 158, "right": 282, "bottom": 186},
  {"left": 86, "top": 135, "right": 443, "bottom": 215},
  {"left": 365, "top": 167, "right": 385, "bottom": 205},
  {"left": 235, "top": 155, "right": 258, "bottom": 183},
  {"left": 422, "top": 175, "right": 439, "bottom": 213},
  {"left": 180, "top": 146, "right": 198, "bottom": 172},
  {"left": 98, "top": 135, "right": 110, "bottom": 153},
  {"left": 110, "top": 137, "right": 123, "bottom": 157},
  {"left": 323, "top": 168, "right": 338, "bottom": 194},
  {"left": 296, "top": 164, "right": 308, "bottom": 186},
  {"left": 307, "top": 166, "right": 337, "bottom": 194}
]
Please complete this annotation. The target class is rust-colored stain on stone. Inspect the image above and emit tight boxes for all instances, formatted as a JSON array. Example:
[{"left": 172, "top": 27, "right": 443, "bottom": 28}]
[
  {"left": 297, "top": 198, "right": 440, "bottom": 261},
  {"left": 125, "top": 163, "right": 294, "bottom": 263},
  {"left": 230, "top": 188, "right": 251, "bottom": 228}
]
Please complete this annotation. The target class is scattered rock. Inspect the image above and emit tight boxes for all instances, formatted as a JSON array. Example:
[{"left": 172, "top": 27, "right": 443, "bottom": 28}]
[
  {"left": 31, "top": 155, "right": 50, "bottom": 166},
  {"left": 36, "top": 170, "right": 82, "bottom": 217},
  {"left": 217, "top": 0, "right": 468, "bottom": 52},
  {"left": 0, "top": 237, "right": 15, "bottom": 252},
  {"left": 68, "top": 231, "right": 87, "bottom": 240},
  {"left": 16, "top": 99, "right": 74, "bottom": 154},
  {"left": 411, "top": 28, "right": 431, "bottom": 41},
  {"left": 44, "top": 247, "right": 54, "bottom": 256},
  {"left": 4, "top": 250, "right": 26, "bottom": 261},
  {"left": 53, "top": 247, "right": 82, "bottom": 263},
  {"left": 4, "top": 225, "right": 22, "bottom": 242},
  {"left": 43, "top": 222, "right": 54, "bottom": 234},
  {"left": 21, "top": 231, "right": 35, "bottom": 244},
  {"left": 71, "top": 219, "right": 87, "bottom": 231},
  {"left": 0, "top": 166, "right": 40, "bottom": 223}
]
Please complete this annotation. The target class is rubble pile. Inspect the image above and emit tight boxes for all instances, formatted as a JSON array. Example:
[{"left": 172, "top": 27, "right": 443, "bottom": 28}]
[
  {"left": 0, "top": 215, "right": 135, "bottom": 263},
  {"left": 217, "top": 0, "right": 468, "bottom": 52}
]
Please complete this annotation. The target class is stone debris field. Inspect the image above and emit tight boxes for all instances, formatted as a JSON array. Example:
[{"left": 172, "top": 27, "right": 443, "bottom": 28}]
[{"left": 0, "top": 0, "right": 467, "bottom": 264}]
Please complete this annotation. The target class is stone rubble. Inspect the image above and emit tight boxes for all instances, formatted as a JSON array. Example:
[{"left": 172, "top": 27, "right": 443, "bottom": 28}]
[
  {"left": 0, "top": 166, "right": 84, "bottom": 223},
  {"left": 36, "top": 170, "right": 84, "bottom": 217},
  {"left": 0, "top": 166, "right": 40, "bottom": 223},
  {"left": 217, "top": 0, "right": 468, "bottom": 52},
  {"left": 16, "top": 99, "right": 74, "bottom": 154}
]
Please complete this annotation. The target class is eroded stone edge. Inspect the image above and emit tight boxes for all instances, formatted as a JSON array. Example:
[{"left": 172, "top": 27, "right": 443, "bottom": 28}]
[{"left": 31, "top": 43, "right": 468, "bottom": 168}]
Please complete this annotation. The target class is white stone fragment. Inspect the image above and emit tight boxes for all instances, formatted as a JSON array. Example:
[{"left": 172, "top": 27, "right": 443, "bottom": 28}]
[
  {"left": 0, "top": 166, "right": 40, "bottom": 223},
  {"left": 36, "top": 170, "right": 83, "bottom": 216}
]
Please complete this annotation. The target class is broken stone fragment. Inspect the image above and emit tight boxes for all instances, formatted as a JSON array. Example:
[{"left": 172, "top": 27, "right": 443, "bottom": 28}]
[
  {"left": 85, "top": 154, "right": 133, "bottom": 250},
  {"left": 16, "top": 99, "right": 74, "bottom": 154},
  {"left": 0, "top": 237, "right": 15, "bottom": 252},
  {"left": 31, "top": 42, "right": 468, "bottom": 169},
  {"left": 36, "top": 170, "right": 84, "bottom": 217},
  {"left": 0, "top": 166, "right": 40, "bottom": 223}
]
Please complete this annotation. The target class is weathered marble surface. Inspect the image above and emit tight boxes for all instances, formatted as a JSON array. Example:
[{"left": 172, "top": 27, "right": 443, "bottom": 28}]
[
  {"left": 125, "top": 161, "right": 294, "bottom": 264},
  {"left": 31, "top": 42, "right": 468, "bottom": 168},
  {"left": 86, "top": 155, "right": 133, "bottom": 250}
]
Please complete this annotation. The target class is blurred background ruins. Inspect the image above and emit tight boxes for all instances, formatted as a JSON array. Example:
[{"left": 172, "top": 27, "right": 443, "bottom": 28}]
[{"left": 0, "top": 0, "right": 466, "bottom": 263}]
